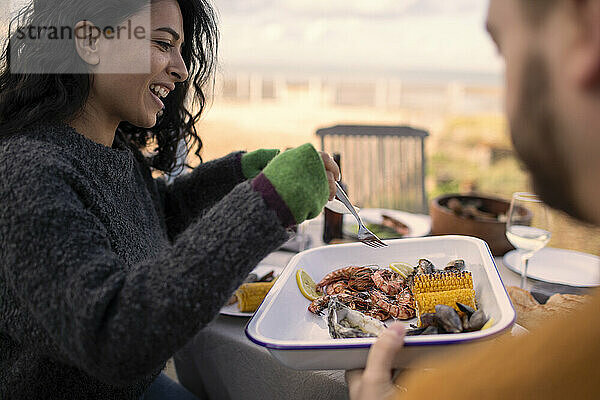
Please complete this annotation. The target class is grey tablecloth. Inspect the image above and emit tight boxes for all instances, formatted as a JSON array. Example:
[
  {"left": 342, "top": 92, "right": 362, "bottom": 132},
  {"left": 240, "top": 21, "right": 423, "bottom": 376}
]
[{"left": 174, "top": 314, "right": 348, "bottom": 400}]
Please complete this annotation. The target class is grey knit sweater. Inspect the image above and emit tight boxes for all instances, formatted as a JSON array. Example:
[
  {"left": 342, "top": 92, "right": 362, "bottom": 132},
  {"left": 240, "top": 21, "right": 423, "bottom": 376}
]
[{"left": 0, "top": 123, "right": 290, "bottom": 399}]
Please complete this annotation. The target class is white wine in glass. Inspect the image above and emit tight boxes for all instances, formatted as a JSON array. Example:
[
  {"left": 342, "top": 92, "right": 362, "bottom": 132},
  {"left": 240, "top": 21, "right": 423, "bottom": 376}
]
[{"left": 505, "top": 193, "right": 552, "bottom": 288}]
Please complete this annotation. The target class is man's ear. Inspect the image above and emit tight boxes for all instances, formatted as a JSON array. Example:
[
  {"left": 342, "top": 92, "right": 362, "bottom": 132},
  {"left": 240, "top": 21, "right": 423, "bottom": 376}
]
[
  {"left": 570, "top": 0, "right": 600, "bottom": 88},
  {"left": 74, "top": 20, "right": 101, "bottom": 66}
]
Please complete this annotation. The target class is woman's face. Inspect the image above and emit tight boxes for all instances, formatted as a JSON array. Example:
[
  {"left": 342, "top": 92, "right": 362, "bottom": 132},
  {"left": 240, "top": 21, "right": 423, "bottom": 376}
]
[{"left": 86, "top": 0, "right": 188, "bottom": 128}]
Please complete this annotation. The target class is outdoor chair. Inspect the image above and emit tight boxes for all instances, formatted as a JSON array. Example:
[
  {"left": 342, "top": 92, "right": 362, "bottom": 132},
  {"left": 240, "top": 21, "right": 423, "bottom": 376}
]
[{"left": 317, "top": 124, "right": 429, "bottom": 214}]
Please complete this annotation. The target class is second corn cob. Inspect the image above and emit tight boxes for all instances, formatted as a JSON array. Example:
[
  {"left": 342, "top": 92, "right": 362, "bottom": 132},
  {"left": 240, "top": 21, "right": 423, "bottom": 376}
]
[
  {"left": 415, "top": 288, "right": 477, "bottom": 316},
  {"left": 235, "top": 281, "right": 276, "bottom": 312}
]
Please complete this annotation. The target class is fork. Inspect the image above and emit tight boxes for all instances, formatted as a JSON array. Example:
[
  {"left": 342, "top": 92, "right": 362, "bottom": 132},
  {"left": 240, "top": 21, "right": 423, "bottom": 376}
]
[{"left": 333, "top": 182, "right": 387, "bottom": 248}]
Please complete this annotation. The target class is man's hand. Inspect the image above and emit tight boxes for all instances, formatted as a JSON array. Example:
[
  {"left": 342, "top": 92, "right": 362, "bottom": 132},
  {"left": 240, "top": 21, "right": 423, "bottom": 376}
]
[
  {"left": 346, "top": 323, "right": 406, "bottom": 400},
  {"left": 319, "top": 151, "right": 341, "bottom": 201}
]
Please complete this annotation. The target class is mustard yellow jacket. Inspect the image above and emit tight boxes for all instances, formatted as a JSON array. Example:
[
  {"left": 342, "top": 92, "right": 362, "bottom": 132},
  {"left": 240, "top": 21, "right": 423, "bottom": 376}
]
[{"left": 397, "top": 289, "right": 600, "bottom": 399}]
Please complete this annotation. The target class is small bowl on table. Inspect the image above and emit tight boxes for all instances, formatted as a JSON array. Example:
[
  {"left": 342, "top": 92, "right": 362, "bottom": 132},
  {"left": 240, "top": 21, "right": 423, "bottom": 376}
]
[{"left": 429, "top": 193, "right": 528, "bottom": 257}]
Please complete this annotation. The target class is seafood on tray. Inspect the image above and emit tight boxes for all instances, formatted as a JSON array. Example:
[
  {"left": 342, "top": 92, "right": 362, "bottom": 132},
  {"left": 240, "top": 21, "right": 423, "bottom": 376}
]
[
  {"left": 309, "top": 264, "right": 416, "bottom": 321},
  {"left": 406, "top": 303, "right": 488, "bottom": 336},
  {"left": 327, "top": 298, "right": 386, "bottom": 339},
  {"left": 298, "top": 258, "right": 490, "bottom": 339}
]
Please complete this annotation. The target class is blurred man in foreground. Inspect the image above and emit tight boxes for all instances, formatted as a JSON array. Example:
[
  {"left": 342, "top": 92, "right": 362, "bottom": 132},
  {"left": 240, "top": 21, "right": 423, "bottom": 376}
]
[{"left": 347, "top": 0, "right": 600, "bottom": 398}]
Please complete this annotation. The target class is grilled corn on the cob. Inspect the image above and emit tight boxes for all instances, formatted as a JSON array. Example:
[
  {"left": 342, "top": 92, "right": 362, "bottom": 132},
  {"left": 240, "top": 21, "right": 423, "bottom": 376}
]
[
  {"left": 235, "top": 281, "right": 276, "bottom": 312},
  {"left": 415, "top": 288, "right": 476, "bottom": 315},
  {"left": 412, "top": 271, "right": 473, "bottom": 294},
  {"left": 413, "top": 271, "right": 476, "bottom": 325}
]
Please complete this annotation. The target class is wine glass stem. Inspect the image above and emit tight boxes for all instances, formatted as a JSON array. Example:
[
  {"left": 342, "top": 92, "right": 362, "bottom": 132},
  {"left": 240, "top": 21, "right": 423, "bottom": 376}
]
[
  {"left": 298, "top": 222, "right": 306, "bottom": 252},
  {"left": 520, "top": 254, "right": 531, "bottom": 289}
]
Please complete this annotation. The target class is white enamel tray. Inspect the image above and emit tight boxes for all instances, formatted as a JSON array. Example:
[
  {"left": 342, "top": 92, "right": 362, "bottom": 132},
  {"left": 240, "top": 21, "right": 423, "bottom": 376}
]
[{"left": 246, "top": 235, "right": 515, "bottom": 370}]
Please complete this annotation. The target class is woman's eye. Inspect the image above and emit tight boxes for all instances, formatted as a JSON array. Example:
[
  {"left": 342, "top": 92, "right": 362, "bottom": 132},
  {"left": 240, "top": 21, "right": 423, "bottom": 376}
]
[{"left": 153, "top": 40, "right": 173, "bottom": 51}]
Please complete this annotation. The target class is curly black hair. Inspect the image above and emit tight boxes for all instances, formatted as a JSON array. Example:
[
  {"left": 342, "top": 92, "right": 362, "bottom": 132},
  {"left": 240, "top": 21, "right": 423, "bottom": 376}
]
[{"left": 0, "top": 0, "right": 218, "bottom": 174}]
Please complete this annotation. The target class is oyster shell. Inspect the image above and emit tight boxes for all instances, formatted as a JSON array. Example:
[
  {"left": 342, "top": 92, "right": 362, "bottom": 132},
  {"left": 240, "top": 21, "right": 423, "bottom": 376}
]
[{"left": 327, "top": 298, "right": 386, "bottom": 339}]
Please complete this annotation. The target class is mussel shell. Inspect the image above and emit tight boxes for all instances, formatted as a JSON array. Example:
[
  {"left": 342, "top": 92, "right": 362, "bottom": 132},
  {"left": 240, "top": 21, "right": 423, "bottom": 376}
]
[
  {"left": 456, "top": 302, "right": 476, "bottom": 317},
  {"left": 422, "top": 326, "right": 439, "bottom": 335},
  {"left": 419, "top": 312, "right": 438, "bottom": 328},
  {"left": 445, "top": 259, "right": 465, "bottom": 271},
  {"left": 406, "top": 325, "right": 441, "bottom": 336},
  {"left": 406, "top": 327, "right": 427, "bottom": 336},
  {"left": 417, "top": 259, "right": 435, "bottom": 275},
  {"left": 435, "top": 304, "right": 463, "bottom": 333},
  {"left": 461, "top": 314, "right": 470, "bottom": 330},
  {"left": 465, "top": 309, "right": 487, "bottom": 332}
]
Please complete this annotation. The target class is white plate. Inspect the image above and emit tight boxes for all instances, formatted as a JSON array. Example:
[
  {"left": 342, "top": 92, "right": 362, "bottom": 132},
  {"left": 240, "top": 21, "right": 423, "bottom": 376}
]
[
  {"left": 220, "top": 264, "right": 283, "bottom": 317},
  {"left": 324, "top": 198, "right": 360, "bottom": 214},
  {"left": 343, "top": 208, "right": 431, "bottom": 239},
  {"left": 511, "top": 323, "right": 529, "bottom": 336},
  {"left": 503, "top": 247, "right": 600, "bottom": 287},
  {"left": 246, "top": 235, "right": 515, "bottom": 370}
]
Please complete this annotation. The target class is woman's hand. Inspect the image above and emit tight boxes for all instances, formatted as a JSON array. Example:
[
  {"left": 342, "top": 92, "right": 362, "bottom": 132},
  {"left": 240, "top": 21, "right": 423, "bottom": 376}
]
[
  {"left": 319, "top": 152, "right": 341, "bottom": 201},
  {"left": 256, "top": 143, "right": 330, "bottom": 227},
  {"left": 345, "top": 322, "right": 406, "bottom": 400}
]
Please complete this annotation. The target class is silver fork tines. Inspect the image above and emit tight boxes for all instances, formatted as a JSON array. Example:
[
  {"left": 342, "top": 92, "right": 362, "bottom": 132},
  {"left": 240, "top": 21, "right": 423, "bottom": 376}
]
[{"left": 333, "top": 182, "right": 387, "bottom": 248}]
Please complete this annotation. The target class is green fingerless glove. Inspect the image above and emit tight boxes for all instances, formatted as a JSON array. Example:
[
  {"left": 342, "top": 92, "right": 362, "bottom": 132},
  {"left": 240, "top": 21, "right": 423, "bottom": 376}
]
[
  {"left": 241, "top": 149, "right": 280, "bottom": 179},
  {"left": 259, "top": 143, "right": 329, "bottom": 226}
]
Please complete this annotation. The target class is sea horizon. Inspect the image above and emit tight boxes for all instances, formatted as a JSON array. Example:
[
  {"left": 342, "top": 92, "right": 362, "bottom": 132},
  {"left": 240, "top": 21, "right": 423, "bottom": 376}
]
[{"left": 220, "top": 62, "right": 503, "bottom": 86}]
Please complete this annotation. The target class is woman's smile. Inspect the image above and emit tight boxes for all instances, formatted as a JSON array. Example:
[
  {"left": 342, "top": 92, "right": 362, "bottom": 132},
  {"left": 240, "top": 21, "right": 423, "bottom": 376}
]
[{"left": 148, "top": 83, "right": 172, "bottom": 110}]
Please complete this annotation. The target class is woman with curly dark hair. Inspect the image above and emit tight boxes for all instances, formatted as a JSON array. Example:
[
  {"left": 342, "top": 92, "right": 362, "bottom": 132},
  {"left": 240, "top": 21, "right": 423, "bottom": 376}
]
[{"left": 0, "top": 0, "right": 339, "bottom": 398}]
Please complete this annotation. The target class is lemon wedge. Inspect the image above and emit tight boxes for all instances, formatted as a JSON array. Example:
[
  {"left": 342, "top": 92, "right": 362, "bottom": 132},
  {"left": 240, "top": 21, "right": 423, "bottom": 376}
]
[
  {"left": 481, "top": 317, "right": 495, "bottom": 330},
  {"left": 296, "top": 269, "right": 321, "bottom": 301},
  {"left": 389, "top": 262, "right": 414, "bottom": 278}
]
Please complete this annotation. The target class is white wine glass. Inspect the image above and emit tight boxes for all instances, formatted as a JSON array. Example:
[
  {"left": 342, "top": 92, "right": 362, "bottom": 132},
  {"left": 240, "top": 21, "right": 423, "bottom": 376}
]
[{"left": 505, "top": 192, "right": 552, "bottom": 289}]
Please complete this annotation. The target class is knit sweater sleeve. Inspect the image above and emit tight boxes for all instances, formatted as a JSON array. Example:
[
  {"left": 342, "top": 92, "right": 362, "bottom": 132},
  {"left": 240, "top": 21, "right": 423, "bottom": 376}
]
[
  {"left": 0, "top": 158, "right": 288, "bottom": 385},
  {"left": 155, "top": 152, "right": 246, "bottom": 239}
]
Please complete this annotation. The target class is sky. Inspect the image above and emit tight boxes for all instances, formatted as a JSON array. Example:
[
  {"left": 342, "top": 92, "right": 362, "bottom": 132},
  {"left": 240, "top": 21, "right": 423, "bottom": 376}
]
[
  {"left": 1, "top": 0, "right": 503, "bottom": 77},
  {"left": 215, "top": 0, "right": 503, "bottom": 76}
]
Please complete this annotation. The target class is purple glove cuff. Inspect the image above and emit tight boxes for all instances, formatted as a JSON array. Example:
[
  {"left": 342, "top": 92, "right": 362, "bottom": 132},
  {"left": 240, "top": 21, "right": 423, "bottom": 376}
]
[
  {"left": 234, "top": 152, "right": 245, "bottom": 182},
  {"left": 251, "top": 173, "right": 297, "bottom": 228}
]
